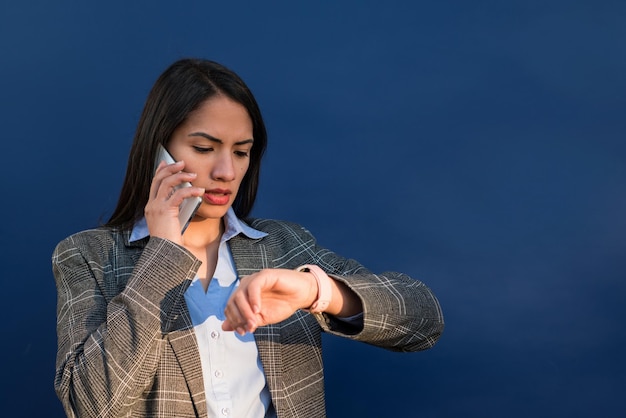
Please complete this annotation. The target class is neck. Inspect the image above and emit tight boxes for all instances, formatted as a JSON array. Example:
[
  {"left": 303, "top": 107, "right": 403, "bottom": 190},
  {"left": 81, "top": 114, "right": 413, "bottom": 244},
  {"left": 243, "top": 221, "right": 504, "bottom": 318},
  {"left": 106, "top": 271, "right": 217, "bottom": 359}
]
[{"left": 181, "top": 217, "right": 224, "bottom": 249}]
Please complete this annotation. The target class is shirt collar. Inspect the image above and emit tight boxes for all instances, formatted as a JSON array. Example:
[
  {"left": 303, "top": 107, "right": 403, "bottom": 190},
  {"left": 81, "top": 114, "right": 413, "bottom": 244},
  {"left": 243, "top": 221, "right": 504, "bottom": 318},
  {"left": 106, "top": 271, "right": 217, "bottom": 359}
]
[{"left": 129, "top": 207, "right": 267, "bottom": 243}]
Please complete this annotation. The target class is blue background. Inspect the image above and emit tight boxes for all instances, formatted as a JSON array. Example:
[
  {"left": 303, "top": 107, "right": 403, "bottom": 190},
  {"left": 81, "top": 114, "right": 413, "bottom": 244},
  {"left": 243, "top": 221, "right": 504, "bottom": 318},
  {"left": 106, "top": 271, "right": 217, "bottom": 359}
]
[{"left": 2, "top": 1, "right": 625, "bottom": 417}]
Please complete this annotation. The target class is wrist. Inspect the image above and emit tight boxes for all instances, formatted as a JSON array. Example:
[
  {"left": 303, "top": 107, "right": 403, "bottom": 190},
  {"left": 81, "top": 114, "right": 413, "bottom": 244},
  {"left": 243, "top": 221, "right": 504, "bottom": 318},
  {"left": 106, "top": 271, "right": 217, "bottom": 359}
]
[{"left": 296, "top": 264, "right": 332, "bottom": 314}]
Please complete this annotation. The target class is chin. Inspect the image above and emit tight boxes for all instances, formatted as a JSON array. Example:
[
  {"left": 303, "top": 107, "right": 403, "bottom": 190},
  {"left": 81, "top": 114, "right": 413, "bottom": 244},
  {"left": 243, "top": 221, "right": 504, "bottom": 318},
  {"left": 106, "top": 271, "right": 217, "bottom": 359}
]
[{"left": 195, "top": 205, "right": 230, "bottom": 221}]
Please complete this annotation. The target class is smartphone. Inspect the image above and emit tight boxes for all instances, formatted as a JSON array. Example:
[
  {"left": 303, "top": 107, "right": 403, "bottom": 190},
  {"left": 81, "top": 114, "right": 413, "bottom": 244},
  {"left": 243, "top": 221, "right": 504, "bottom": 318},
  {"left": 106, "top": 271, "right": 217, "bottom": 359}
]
[{"left": 155, "top": 145, "right": 202, "bottom": 234}]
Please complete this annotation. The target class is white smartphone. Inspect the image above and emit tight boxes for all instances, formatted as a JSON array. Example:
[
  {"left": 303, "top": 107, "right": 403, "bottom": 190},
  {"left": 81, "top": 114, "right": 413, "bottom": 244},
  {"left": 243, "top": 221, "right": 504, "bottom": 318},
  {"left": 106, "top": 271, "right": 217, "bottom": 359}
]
[{"left": 155, "top": 145, "right": 202, "bottom": 234}]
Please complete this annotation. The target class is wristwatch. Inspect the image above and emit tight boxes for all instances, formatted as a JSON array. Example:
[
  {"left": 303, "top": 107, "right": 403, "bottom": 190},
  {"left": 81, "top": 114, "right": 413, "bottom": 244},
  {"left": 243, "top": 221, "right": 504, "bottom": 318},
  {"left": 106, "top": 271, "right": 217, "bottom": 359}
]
[{"left": 296, "top": 264, "right": 332, "bottom": 313}]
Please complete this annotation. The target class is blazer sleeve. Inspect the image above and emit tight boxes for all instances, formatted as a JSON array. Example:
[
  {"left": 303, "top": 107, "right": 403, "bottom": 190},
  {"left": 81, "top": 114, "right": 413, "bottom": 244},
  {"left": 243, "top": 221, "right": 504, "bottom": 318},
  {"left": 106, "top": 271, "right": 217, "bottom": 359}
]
[
  {"left": 321, "top": 268, "right": 444, "bottom": 352},
  {"left": 52, "top": 231, "right": 201, "bottom": 418},
  {"left": 256, "top": 220, "right": 445, "bottom": 353}
]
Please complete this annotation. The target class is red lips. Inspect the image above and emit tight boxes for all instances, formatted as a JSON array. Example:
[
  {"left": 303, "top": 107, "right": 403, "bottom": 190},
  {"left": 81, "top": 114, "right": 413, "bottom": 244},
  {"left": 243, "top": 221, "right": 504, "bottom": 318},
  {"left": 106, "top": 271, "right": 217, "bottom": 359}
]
[{"left": 204, "top": 188, "right": 231, "bottom": 205}]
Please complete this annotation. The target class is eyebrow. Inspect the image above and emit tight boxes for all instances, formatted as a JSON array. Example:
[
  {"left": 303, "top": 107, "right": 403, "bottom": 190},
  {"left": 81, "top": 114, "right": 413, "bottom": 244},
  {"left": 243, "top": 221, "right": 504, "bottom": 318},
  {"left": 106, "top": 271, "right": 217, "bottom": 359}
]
[{"left": 189, "top": 132, "right": 254, "bottom": 145}]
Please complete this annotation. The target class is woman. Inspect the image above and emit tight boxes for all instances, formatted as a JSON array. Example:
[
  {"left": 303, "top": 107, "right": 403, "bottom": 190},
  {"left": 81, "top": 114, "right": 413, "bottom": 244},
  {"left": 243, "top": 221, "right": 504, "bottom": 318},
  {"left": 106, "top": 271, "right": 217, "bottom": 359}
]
[{"left": 52, "top": 58, "right": 444, "bottom": 418}]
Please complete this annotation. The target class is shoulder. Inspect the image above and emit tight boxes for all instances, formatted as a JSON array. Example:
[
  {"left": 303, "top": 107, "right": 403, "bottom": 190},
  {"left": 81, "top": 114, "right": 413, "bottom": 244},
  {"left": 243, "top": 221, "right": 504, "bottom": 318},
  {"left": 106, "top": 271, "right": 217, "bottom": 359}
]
[
  {"left": 52, "top": 227, "right": 130, "bottom": 262},
  {"left": 244, "top": 217, "right": 316, "bottom": 241},
  {"left": 241, "top": 218, "right": 322, "bottom": 255}
]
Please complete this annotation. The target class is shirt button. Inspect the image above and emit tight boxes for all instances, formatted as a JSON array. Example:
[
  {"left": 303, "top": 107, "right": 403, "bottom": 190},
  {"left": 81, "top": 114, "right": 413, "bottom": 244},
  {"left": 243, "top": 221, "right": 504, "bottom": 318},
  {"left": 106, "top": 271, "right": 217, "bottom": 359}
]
[
  {"left": 221, "top": 407, "right": 230, "bottom": 416},
  {"left": 214, "top": 370, "right": 223, "bottom": 378},
  {"left": 210, "top": 331, "right": 220, "bottom": 339}
]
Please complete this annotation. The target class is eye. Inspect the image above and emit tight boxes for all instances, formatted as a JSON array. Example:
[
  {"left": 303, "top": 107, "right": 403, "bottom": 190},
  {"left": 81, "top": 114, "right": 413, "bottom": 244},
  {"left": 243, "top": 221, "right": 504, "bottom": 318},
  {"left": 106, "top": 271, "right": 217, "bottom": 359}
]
[
  {"left": 234, "top": 150, "right": 250, "bottom": 158},
  {"left": 193, "top": 146, "right": 213, "bottom": 153}
]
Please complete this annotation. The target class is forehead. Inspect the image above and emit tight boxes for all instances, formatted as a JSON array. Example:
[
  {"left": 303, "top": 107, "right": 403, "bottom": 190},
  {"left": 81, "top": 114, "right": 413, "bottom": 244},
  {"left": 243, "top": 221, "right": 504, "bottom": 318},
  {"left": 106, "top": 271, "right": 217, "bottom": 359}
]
[{"left": 183, "top": 96, "right": 253, "bottom": 134}]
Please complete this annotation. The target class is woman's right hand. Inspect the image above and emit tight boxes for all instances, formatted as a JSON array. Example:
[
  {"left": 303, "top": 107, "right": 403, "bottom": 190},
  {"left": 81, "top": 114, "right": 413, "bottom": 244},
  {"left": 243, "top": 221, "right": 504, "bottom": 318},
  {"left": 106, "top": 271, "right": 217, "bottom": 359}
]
[{"left": 144, "top": 160, "right": 204, "bottom": 245}]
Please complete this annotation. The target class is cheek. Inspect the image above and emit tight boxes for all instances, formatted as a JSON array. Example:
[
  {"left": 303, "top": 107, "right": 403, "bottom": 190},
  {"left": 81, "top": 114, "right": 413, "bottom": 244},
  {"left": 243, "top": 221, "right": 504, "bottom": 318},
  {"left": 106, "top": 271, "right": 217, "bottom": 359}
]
[
  {"left": 239, "top": 160, "right": 251, "bottom": 177},
  {"left": 233, "top": 162, "right": 250, "bottom": 190}
]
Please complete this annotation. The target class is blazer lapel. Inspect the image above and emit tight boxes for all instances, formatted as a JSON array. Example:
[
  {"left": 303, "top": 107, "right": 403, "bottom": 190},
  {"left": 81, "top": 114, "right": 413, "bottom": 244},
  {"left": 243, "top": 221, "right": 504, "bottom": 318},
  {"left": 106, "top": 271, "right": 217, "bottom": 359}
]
[
  {"left": 229, "top": 234, "right": 284, "bottom": 411},
  {"left": 166, "top": 304, "right": 208, "bottom": 417},
  {"left": 124, "top": 231, "right": 206, "bottom": 415}
]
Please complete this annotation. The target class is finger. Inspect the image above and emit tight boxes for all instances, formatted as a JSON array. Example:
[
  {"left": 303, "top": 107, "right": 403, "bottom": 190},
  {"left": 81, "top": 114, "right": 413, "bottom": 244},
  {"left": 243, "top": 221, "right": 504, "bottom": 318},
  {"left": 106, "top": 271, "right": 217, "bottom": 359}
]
[
  {"left": 149, "top": 160, "right": 168, "bottom": 199},
  {"left": 222, "top": 317, "right": 235, "bottom": 332},
  {"left": 244, "top": 275, "right": 263, "bottom": 315},
  {"left": 157, "top": 171, "right": 198, "bottom": 201},
  {"left": 227, "top": 288, "right": 259, "bottom": 334},
  {"left": 224, "top": 295, "right": 247, "bottom": 335},
  {"left": 150, "top": 160, "right": 186, "bottom": 199},
  {"left": 166, "top": 184, "right": 204, "bottom": 207},
  {"left": 237, "top": 276, "right": 264, "bottom": 331}
]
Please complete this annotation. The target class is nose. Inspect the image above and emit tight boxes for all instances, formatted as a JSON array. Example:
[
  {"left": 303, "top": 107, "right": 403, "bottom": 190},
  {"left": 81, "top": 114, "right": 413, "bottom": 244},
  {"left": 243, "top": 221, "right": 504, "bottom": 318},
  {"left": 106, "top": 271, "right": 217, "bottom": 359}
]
[{"left": 211, "top": 152, "right": 236, "bottom": 182}]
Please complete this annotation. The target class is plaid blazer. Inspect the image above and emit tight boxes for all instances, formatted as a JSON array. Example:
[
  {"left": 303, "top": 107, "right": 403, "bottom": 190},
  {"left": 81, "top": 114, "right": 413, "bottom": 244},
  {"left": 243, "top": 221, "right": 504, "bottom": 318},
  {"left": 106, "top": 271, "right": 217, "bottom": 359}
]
[{"left": 52, "top": 218, "right": 444, "bottom": 417}]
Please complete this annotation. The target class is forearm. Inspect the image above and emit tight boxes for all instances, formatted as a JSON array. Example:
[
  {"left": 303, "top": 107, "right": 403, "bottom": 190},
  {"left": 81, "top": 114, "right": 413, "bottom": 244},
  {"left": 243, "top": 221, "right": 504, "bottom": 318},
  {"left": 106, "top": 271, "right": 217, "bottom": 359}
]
[
  {"left": 325, "top": 277, "right": 363, "bottom": 317},
  {"left": 296, "top": 264, "right": 363, "bottom": 317},
  {"left": 293, "top": 229, "right": 443, "bottom": 349},
  {"left": 53, "top": 236, "right": 200, "bottom": 417},
  {"left": 324, "top": 271, "right": 444, "bottom": 351}
]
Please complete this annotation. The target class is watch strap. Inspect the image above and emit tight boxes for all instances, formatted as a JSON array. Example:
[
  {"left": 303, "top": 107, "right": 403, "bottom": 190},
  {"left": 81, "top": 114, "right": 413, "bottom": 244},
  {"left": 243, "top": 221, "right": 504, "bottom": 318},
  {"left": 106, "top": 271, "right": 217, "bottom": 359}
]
[{"left": 296, "top": 264, "right": 332, "bottom": 313}]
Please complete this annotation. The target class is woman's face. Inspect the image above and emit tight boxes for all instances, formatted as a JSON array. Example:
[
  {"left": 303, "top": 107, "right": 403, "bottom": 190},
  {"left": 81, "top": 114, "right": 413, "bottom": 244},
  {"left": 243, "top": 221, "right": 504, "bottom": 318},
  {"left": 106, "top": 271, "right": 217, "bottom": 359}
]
[{"left": 167, "top": 95, "right": 253, "bottom": 222}]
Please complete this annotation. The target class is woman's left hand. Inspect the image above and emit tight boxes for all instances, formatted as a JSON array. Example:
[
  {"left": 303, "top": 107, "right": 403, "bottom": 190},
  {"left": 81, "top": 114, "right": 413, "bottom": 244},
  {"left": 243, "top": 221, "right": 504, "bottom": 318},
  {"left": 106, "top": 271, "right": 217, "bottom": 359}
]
[{"left": 222, "top": 268, "right": 317, "bottom": 335}]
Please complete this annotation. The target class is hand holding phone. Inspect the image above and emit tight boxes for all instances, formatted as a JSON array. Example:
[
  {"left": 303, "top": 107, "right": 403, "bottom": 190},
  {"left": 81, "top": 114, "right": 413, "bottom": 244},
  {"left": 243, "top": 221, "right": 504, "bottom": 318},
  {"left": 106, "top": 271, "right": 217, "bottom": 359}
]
[{"left": 155, "top": 145, "right": 202, "bottom": 234}]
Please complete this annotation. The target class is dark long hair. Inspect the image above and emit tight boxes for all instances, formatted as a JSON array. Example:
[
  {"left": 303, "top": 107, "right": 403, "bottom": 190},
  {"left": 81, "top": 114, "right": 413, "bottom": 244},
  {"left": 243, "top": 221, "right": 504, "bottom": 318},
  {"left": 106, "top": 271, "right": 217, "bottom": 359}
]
[{"left": 106, "top": 59, "right": 267, "bottom": 231}]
